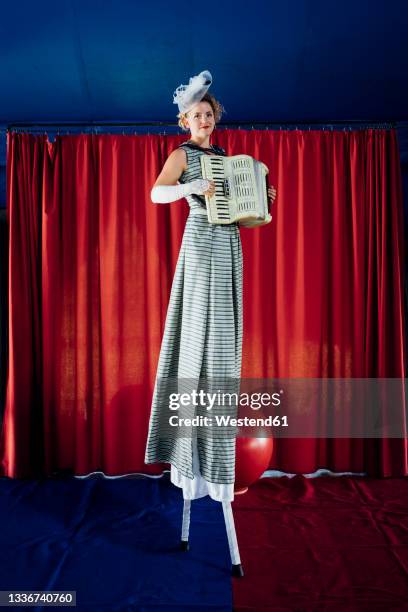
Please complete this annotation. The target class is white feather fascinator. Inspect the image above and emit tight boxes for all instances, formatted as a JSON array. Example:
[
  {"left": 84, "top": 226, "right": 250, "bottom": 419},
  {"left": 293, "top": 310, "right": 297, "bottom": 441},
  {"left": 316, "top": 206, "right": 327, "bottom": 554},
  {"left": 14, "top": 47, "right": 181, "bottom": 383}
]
[{"left": 173, "top": 70, "right": 212, "bottom": 114}]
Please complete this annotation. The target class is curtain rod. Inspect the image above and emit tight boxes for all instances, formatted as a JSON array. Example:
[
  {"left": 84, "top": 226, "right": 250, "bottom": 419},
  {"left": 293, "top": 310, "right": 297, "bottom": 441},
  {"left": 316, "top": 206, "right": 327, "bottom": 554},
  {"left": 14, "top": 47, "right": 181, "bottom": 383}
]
[{"left": 6, "top": 120, "right": 396, "bottom": 128}]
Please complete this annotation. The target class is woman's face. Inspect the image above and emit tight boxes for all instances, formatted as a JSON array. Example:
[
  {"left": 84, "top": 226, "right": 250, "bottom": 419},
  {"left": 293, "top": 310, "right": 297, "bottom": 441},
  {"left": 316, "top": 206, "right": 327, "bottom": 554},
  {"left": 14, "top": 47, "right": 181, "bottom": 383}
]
[{"left": 183, "top": 101, "right": 215, "bottom": 137}]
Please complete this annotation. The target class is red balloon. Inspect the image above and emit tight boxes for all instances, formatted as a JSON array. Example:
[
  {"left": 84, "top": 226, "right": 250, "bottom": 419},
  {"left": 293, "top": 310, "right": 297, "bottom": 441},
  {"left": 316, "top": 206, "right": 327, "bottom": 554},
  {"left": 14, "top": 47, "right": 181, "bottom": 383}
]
[{"left": 234, "top": 436, "right": 274, "bottom": 494}]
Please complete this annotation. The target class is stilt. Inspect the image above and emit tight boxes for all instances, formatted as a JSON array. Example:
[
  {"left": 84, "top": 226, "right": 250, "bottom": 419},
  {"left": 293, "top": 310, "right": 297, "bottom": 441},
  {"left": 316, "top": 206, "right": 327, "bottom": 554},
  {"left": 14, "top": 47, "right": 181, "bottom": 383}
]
[
  {"left": 180, "top": 499, "right": 191, "bottom": 551},
  {"left": 222, "top": 501, "right": 244, "bottom": 577},
  {"left": 179, "top": 497, "right": 244, "bottom": 576}
]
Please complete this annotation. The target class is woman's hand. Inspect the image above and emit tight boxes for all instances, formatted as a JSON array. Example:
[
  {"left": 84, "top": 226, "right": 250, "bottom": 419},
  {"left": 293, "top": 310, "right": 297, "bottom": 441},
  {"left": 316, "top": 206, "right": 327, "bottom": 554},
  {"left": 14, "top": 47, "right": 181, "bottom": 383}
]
[
  {"left": 268, "top": 185, "right": 277, "bottom": 203},
  {"left": 189, "top": 179, "right": 216, "bottom": 197},
  {"left": 203, "top": 180, "right": 216, "bottom": 198}
]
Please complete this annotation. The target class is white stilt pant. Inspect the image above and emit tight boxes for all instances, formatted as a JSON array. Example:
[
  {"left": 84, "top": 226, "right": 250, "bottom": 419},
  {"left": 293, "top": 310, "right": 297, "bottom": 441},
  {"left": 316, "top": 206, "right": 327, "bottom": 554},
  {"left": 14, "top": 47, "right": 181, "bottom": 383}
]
[{"left": 180, "top": 497, "right": 244, "bottom": 576}]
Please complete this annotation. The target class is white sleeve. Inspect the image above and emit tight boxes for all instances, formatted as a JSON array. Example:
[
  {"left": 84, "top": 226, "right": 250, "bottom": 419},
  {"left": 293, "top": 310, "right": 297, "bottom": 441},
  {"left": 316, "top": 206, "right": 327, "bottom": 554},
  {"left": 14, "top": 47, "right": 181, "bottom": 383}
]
[{"left": 151, "top": 179, "right": 210, "bottom": 204}]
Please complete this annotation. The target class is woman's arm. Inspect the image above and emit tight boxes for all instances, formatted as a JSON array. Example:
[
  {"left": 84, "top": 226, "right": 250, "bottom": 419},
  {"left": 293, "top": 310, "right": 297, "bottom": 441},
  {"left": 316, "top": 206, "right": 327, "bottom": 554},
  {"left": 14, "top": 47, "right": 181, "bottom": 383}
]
[
  {"left": 151, "top": 148, "right": 215, "bottom": 203},
  {"left": 154, "top": 148, "right": 187, "bottom": 188}
]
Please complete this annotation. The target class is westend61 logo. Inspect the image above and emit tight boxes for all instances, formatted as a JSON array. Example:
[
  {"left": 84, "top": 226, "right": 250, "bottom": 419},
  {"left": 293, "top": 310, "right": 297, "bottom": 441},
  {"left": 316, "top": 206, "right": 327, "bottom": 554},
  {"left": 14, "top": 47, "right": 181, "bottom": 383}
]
[{"left": 169, "top": 389, "right": 282, "bottom": 411}]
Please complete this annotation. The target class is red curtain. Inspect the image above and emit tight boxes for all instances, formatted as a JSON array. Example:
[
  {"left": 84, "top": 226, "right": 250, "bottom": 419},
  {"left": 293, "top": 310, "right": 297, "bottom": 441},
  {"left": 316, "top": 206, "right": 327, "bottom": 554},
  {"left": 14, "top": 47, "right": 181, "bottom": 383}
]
[{"left": 1, "top": 129, "right": 406, "bottom": 478}]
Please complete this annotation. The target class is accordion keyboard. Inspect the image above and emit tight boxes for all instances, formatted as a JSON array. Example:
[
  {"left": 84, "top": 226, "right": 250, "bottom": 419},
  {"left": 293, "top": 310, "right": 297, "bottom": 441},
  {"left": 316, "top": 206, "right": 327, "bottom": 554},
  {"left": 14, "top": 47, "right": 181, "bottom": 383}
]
[{"left": 207, "top": 157, "right": 231, "bottom": 221}]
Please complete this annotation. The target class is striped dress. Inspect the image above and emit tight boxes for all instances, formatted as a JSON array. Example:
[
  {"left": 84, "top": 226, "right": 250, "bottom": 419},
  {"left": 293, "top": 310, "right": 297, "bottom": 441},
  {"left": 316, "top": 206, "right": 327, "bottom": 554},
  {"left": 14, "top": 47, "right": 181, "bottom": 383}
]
[{"left": 144, "top": 141, "right": 243, "bottom": 502}]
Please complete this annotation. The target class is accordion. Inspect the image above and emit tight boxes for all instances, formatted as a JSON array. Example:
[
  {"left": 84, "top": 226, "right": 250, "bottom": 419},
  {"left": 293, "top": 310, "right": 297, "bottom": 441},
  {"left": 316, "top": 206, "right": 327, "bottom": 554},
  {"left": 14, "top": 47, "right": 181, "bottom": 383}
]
[{"left": 200, "top": 154, "right": 272, "bottom": 227}]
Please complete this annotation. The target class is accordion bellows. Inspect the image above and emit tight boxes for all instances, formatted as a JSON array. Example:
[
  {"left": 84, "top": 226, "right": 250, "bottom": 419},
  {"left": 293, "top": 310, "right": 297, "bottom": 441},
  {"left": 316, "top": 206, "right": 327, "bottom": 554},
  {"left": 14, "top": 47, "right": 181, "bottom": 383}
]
[{"left": 200, "top": 154, "right": 272, "bottom": 227}]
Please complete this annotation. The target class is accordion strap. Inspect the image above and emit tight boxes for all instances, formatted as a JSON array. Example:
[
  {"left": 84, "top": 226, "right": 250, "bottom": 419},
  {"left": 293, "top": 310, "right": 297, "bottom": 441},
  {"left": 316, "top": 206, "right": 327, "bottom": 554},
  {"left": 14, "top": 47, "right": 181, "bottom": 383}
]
[{"left": 178, "top": 142, "right": 226, "bottom": 156}]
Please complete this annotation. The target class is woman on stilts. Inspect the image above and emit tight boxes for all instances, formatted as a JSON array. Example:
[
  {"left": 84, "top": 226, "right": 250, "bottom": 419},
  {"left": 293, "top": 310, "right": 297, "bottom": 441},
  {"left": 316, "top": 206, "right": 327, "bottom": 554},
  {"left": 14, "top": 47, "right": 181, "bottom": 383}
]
[{"left": 144, "top": 69, "right": 277, "bottom": 575}]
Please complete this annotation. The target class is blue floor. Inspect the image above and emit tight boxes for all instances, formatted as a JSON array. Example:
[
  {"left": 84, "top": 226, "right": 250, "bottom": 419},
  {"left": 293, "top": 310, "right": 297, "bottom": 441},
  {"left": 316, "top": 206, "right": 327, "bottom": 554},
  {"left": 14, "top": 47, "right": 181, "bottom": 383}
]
[{"left": 0, "top": 475, "right": 232, "bottom": 611}]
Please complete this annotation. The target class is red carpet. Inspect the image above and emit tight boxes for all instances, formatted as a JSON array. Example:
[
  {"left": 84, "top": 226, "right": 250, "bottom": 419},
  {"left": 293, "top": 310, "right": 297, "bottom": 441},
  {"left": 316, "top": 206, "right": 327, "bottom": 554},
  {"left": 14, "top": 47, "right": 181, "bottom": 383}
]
[{"left": 232, "top": 476, "right": 408, "bottom": 611}]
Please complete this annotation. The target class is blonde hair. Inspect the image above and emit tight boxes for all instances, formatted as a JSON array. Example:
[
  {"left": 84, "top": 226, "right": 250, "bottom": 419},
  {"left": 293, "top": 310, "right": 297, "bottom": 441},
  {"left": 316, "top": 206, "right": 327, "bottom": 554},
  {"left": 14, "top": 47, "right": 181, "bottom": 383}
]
[{"left": 177, "top": 93, "right": 225, "bottom": 132}]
